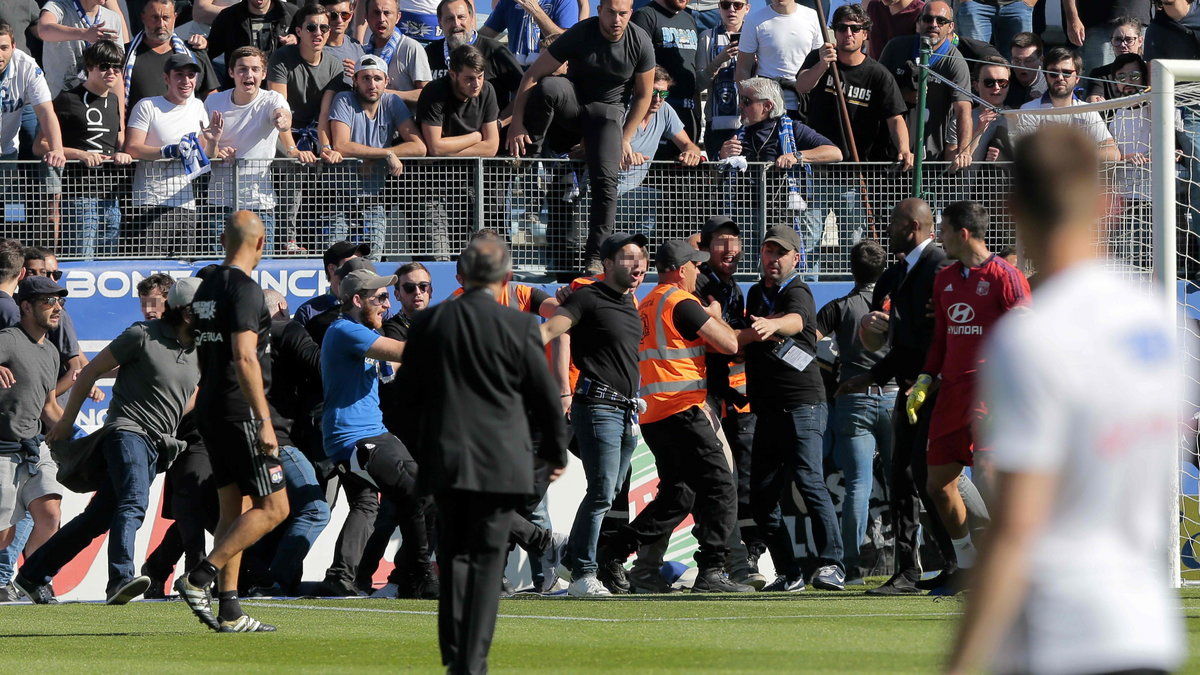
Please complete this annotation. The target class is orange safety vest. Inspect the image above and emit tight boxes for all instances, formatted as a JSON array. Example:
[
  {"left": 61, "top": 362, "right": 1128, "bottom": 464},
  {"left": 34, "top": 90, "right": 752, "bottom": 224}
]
[
  {"left": 727, "top": 361, "right": 751, "bottom": 414},
  {"left": 637, "top": 284, "right": 708, "bottom": 424},
  {"left": 451, "top": 282, "right": 533, "bottom": 312}
]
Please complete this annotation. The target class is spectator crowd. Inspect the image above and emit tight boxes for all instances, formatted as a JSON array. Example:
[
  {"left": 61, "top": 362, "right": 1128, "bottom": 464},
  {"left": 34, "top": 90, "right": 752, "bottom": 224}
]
[{"left": 0, "top": 0, "right": 1180, "bottom": 275}]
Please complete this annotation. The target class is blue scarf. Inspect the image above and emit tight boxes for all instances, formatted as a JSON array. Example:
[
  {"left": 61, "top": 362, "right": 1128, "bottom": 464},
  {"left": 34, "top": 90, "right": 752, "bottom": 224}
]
[
  {"left": 72, "top": 0, "right": 102, "bottom": 44},
  {"left": 365, "top": 30, "right": 404, "bottom": 65},
  {"left": 912, "top": 33, "right": 958, "bottom": 67},
  {"left": 123, "top": 31, "right": 193, "bottom": 107}
]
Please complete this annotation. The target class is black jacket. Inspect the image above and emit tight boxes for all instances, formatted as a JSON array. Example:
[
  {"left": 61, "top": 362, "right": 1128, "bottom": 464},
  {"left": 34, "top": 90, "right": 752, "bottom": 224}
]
[
  {"left": 402, "top": 287, "right": 568, "bottom": 495},
  {"left": 868, "top": 241, "right": 948, "bottom": 387}
]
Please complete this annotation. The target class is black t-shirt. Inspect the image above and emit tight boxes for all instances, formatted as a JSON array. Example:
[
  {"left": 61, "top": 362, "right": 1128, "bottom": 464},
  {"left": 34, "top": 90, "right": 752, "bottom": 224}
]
[
  {"left": 305, "top": 304, "right": 340, "bottom": 347},
  {"left": 417, "top": 77, "right": 499, "bottom": 137},
  {"left": 560, "top": 282, "right": 641, "bottom": 398},
  {"left": 54, "top": 85, "right": 123, "bottom": 188},
  {"left": 194, "top": 265, "right": 272, "bottom": 421},
  {"left": 800, "top": 51, "right": 907, "bottom": 161},
  {"left": 379, "top": 312, "right": 412, "bottom": 439},
  {"left": 670, "top": 296, "right": 710, "bottom": 341},
  {"left": 1080, "top": 0, "right": 1151, "bottom": 27},
  {"left": 744, "top": 274, "right": 825, "bottom": 409},
  {"left": 126, "top": 44, "right": 221, "bottom": 111},
  {"left": 694, "top": 265, "right": 745, "bottom": 393},
  {"left": 631, "top": 1, "right": 698, "bottom": 100},
  {"left": 547, "top": 18, "right": 655, "bottom": 106},
  {"left": 423, "top": 36, "right": 524, "bottom": 110}
]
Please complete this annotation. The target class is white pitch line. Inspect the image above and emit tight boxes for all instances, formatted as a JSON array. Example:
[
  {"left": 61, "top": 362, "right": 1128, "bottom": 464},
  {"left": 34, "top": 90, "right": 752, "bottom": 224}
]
[{"left": 242, "top": 602, "right": 621, "bottom": 622}]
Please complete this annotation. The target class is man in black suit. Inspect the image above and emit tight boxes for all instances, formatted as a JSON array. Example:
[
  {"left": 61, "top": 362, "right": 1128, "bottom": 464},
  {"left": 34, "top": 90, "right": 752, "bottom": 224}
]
[
  {"left": 839, "top": 198, "right": 955, "bottom": 595},
  {"left": 403, "top": 238, "right": 569, "bottom": 675}
]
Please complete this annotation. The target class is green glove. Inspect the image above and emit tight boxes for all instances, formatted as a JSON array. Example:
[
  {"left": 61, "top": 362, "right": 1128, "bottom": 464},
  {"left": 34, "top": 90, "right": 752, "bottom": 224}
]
[{"left": 906, "top": 374, "right": 933, "bottom": 425}]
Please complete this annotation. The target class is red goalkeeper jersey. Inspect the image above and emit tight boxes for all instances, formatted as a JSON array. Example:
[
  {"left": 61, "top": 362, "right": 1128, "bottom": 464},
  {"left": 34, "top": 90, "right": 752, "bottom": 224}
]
[{"left": 922, "top": 254, "right": 1030, "bottom": 385}]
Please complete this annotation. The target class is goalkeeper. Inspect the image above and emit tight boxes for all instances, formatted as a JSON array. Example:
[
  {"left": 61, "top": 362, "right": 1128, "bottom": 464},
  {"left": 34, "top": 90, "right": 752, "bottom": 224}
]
[{"left": 905, "top": 200, "right": 1029, "bottom": 596}]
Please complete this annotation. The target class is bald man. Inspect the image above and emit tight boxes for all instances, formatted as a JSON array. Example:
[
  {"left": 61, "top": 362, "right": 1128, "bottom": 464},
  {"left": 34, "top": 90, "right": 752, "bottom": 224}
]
[{"left": 176, "top": 210, "right": 290, "bottom": 633}]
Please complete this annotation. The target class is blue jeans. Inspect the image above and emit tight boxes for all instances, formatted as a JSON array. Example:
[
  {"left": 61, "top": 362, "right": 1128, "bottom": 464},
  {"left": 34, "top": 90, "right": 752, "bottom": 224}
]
[
  {"left": 69, "top": 196, "right": 121, "bottom": 260},
  {"left": 831, "top": 391, "right": 895, "bottom": 574},
  {"left": 1181, "top": 107, "right": 1200, "bottom": 239},
  {"left": 330, "top": 200, "right": 386, "bottom": 259},
  {"left": 955, "top": 1, "right": 1033, "bottom": 61},
  {"left": 688, "top": 7, "right": 721, "bottom": 32},
  {"left": 215, "top": 206, "right": 276, "bottom": 255},
  {"left": 20, "top": 430, "right": 156, "bottom": 594},
  {"left": 1080, "top": 25, "right": 1115, "bottom": 75},
  {"left": 270, "top": 446, "right": 330, "bottom": 590},
  {"left": 567, "top": 399, "right": 636, "bottom": 577},
  {"left": 0, "top": 512, "right": 33, "bottom": 584},
  {"left": 750, "top": 403, "right": 842, "bottom": 577}
]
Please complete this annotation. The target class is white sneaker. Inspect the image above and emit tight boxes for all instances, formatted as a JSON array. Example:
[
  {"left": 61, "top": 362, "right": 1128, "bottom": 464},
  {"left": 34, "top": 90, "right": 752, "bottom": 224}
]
[
  {"left": 370, "top": 583, "right": 400, "bottom": 599},
  {"left": 540, "top": 577, "right": 568, "bottom": 594},
  {"left": 567, "top": 574, "right": 612, "bottom": 598}
]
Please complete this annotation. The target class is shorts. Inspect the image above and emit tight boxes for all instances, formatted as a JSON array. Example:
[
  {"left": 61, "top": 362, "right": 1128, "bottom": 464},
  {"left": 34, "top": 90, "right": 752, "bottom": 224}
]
[
  {"left": 198, "top": 418, "right": 285, "bottom": 498},
  {"left": 0, "top": 450, "right": 64, "bottom": 528},
  {"left": 928, "top": 377, "right": 988, "bottom": 441},
  {"left": 927, "top": 425, "right": 978, "bottom": 467}
]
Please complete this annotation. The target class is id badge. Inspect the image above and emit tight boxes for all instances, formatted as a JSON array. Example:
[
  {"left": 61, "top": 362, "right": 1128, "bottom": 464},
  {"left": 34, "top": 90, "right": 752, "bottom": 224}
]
[{"left": 772, "top": 337, "right": 815, "bottom": 372}]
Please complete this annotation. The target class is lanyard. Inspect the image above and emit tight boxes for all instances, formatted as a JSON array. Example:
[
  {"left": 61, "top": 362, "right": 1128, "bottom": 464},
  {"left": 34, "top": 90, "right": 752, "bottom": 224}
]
[{"left": 762, "top": 271, "right": 799, "bottom": 315}]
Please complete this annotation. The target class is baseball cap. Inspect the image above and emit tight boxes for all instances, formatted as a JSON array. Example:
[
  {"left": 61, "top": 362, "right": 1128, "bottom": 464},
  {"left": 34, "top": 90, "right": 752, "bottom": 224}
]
[
  {"left": 655, "top": 239, "right": 709, "bottom": 273},
  {"left": 340, "top": 269, "right": 397, "bottom": 304},
  {"left": 323, "top": 241, "right": 371, "bottom": 269},
  {"left": 598, "top": 232, "right": 649, "bottom": 261},
  {"left": 763, "top": 225, "right": 802, "bottom": 252},
  {"left": 355, "top": 54, "right": 388, "bottom": 75},
  {"left": 163, "top": 53, "right": 201, "bottom": 74},
  {"left": 166, "top": 276, "right": 202, "bottom": 308},
  {"left": 335, "top": 257, "right": 377, "bottom": 280},
  {"left": 16, "top": 276, "right": 68, "bottom": 303},
  {"left": 701, "top": 215, "right": 740, "bottom": 239}
]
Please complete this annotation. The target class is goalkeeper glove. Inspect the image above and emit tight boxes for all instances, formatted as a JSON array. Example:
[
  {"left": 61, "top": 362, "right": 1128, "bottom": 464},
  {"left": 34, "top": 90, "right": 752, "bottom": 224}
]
[{"left": 905, "top": 373, "right": 933, "bottom": 425}]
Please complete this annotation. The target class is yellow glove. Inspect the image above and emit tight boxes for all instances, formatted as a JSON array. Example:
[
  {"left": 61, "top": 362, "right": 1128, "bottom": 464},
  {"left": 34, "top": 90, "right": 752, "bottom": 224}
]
[{"left": 906, "top": 374, "right": 933, "bottom": 425}]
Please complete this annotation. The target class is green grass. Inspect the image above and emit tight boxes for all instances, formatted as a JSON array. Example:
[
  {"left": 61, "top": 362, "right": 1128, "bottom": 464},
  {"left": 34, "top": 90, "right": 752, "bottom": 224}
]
[{"left": 3, "top": 584, "right": 1200, "bottom": 672}]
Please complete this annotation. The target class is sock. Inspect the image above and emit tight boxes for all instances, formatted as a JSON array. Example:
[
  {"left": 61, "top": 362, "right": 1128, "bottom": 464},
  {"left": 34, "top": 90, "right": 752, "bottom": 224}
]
[
  {"left": 187, "top": 560, "right": 218, "bottom": 589},
  {"left": 218, "top": 590, "right": 243, "bottom": 622},
  {"left": 951, "top": 534, "right": 977, "bottom": 569}
]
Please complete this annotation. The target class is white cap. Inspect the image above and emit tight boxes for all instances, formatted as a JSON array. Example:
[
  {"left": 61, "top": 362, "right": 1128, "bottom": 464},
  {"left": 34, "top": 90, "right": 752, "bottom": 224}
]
[
  {"left": 167, "top": 276, "right": 202, "bottom": 308},
  {"left": 355, "top": 54, "right": 388, "bottom": 75}
]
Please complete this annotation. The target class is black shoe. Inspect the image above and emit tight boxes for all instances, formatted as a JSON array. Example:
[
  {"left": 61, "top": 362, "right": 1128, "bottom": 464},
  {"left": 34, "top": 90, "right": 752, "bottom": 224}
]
[
  {"left": 915, "top": 566, "right": 958, "bottom": 591},
  {"left": 692, "top": 568, "right": 755, "bottom": 593},
  {"left": 106, "top": 576, "right": 151, "bottom": 605},
  {"left": 865, "top": 571, "right": 922, "bottom": 596},
  {"left": 500, "top": 576, "right": 515, "bottom": 598},
  {"left": 413, "top": 572, "right": 440, "bottom": 600},
  {"left": 928, "top": 568, "right": 968, "bottom": 597},
  {"left": 318, "top": 577, "right": 366, "bottom": 597},
  {"left": 13, "top": 574, "right": 57, "bottom": 605},
  {"left": 597, "top": 558, "right": 631, "bottom": 594}
]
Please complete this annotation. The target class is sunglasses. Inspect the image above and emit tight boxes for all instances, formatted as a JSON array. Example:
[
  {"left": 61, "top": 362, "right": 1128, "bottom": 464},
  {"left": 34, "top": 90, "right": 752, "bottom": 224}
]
[
  {"left": 36, "top": 296, "right": 66, "bottom": 307},
  {"left": 95, "top": 62, "right": 122, "bottom": 72},
  {"left": 919, "top": 14, "right": 952, "bottom": 25},
  {"left": 652, "top": 89, "right": 670, "bottom": 100},
  {"left": 718, "top": 1, "right": 746, "bottom": 8},
  {"left": 739, "top": 96, "right": 764, "bottom": 106},
  {"left": 304, "top": 22, "right": 331, "bottom": 33},
  {"left": 400, "top": 281, "right": 431, "bottom": 294},
  {"left": 982, "top": 77, "right": 1009, "bottom": 88},
  {"left": 1045, "top": 69, "right": 1076, "bottom": 79},
  {"left": 364, "top": 291, "right": 390, "bottom": 305},
  {"left": 328, "top": 10, "right": 353, "bottom": 20},
  {"left": 832, "top": 23, "right": 865, "bottom": 33},
  {"left": 1111, "top": 35, "right": 1139, "bottom": 45},
  {"left": 1115, "top": 71, "right": 1144, "bottom": 82}
]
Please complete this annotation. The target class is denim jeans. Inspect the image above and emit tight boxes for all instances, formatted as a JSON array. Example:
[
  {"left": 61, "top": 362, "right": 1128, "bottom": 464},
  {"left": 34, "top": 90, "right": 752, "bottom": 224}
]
[
  {"left": 20, "top": 430, "right": 157, "bottom": 594},
  {"left": 214, "top": 206, "right": 276, "bottom": 256},
  {"left": 330, "top": 200, "right": 386, "bottom": 259},
  {"left": 68, "top": 196, "right": 122, "bottom": 260},
  {"left": 831, "top": 391, "right": 895, "bottom": 575},
  {"left": 271, "top": 445, "right": 330, "bottom": 590},
  {"left": 1080, "top": 25, "right": 1115, "bottom": 75},
  {"left": 0, "top": 512, "right": 33, "bottom": 584},
  {"left": 567, "top": 399, "right": 637, "bottom": 577},
  {"left": 750, "top": 403, "right": 842, "bottom": 578},
  {"left": 954, "top": 1, "right": 1033, "bottom": 60},
  {"left": 1180, "top": 107, "right": 1200, "bottom": 241}
]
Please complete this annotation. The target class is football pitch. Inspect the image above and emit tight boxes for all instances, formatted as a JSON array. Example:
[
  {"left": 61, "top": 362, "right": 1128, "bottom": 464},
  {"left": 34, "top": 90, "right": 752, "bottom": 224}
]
[{"left": 4, "top": 585, "right": 1200, "bottom": 672}]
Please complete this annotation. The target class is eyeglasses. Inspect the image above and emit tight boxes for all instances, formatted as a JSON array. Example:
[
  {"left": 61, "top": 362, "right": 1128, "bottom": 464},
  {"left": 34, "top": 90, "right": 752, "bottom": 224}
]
[
  {"left": 47, "top": 270, "right": 63, "bottom": 281},
  {"left": 1115, "top": 71, "right": 1144, "bottom": 82},
  {"left": 95, "top": 62, "right": 122, "bottom": 72},
  {"left": 36, "top": 296, "right": 66, "bottom": 307},
  {"left": 364, "top": 291, "right": 390, "bottom": 305},
  {"left": 400, "top": 281, "right": 431, "bottom": 294},
  {"left": 652, "top": 89, "right": 670, "bottom": 100},
  {"left": 328, "top": 10, "right": 353, "bottom": 20},
  {"left": 918, "top": 14, "right": 952, "bottom": 26},
  {"left": 304, "top": 23, "right": 331, "bottom": 33},
  {"left": 739, "top": 96, "right": 764, "bottom": 106},
  {"left": 1044, "top": 69, "right": 1076, "bottom": 79},
  {"left": 832, "top": 23, "right": 865, "bottom": 33},
  {"left": 982, "top": 78, "right": 1009, "bottom": 88},
  {"left": 718, "top": 1, "right": 746, "bottom": 8},
  {"left": 1111, "top": 35, "right": 1140, "bottom": 45}
]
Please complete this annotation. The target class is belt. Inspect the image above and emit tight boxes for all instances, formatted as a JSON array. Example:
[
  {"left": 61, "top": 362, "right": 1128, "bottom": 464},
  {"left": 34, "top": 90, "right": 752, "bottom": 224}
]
[
  {"left": 838, "top": 383, "right": 897, "bottom": 396},
  {"left": 575, "top": 377, "right": 639, "bottom": 411}
]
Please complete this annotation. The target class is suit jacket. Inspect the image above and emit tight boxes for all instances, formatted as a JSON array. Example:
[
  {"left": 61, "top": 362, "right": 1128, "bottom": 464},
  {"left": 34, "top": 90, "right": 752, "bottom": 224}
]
[
  {"left": 868, "top": 240, "right": 948, "bottom": 386},
  {"left": 402, "top": 287, "right": 569, "bottom": 495}
]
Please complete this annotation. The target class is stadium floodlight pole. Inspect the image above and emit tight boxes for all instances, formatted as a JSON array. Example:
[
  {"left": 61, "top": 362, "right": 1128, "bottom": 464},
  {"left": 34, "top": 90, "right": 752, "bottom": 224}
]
[{"left": 913, "top": 37, "right": 931, "bottom": 199}]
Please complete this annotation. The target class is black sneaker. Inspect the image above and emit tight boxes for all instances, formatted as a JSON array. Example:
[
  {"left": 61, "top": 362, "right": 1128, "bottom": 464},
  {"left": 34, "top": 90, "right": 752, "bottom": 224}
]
[
  {"left": 13, "top": 575, "right": 56, "bottom": 605},
  {"left": 317, "top": 577, "right": 366, "bottom": 597},
  {"left": 597, "top": 557, "right": 631, "bottom": 595},
  {"left": 916, "top": 566, "right": 958, "bottom": 591},
  {"left": 217, "top": 614, "right": 278, "bottom": 633},
  {"left": 413, "top": 572, "right": 440, "bottom": 600},
  {"left": 106, "top": 576, "right": 151, "bottom": 605},
  {"left": 174, "top": 575, "right": 220, "bottom": 631},
  {"left": 692, "top": 568, "right": 755, "bottom": 593},
  {"left": 761, "top": 575, "right": 805, "bottom": 593},
  {"left": 865, "top": 571, "right": 922, "bottom": 596}
]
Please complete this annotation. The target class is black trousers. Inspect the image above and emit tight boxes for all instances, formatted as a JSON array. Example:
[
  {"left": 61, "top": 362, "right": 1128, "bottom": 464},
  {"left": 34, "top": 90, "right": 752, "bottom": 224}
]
[
  {"left": 522, "top": 75, "right": 624, "bottom": 262},
  {"left": 437, "top": 490, "right": 522, "bottom": 675},
  {"left": 888, "top": 387, "right": 955, "bottom": 575},
  {"left": 143, "top": 445, "right": 218, "bottom": 581},
  {"left": 324, "top": 471, "right": 379, "bottom": 585},
  {"left": 610, "top": 406, "right": 736, "bottom": 570},
  {"left": 720, "top": 408, "right": 757, "bottom": 548}
]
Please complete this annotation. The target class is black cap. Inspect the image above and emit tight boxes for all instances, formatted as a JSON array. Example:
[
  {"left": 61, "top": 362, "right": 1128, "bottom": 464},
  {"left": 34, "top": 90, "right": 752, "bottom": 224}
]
[
  {"left": 701, "top": 215, "right": 740, "bottom": 239},
  {"left": 323, "top": 241, "right": 372, "bottom": 269},
  {"left": 655, "top": 240, "right": 710, "bottom": 273},
  {"left": 163, "top": 53, "right": 201, "bottom": 74},
  {"left": 16, "top": 276, "right": 68, "bottom": 303},
  {"left": 598, "top": 232, "right": 649, "bottom": 261},
  {"left": 335, "top": 257, "right": 377, "bottom": 279},
  {"left": 763, "top": 225, "right": 802, "bottom": 252}
]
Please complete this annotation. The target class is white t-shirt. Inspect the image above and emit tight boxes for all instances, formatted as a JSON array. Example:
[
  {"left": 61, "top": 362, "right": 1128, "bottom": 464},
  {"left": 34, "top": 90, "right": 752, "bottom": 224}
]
[
  {"left": 128, "top": 95, "right": 209, "bottom": 208},
  {"left": 204, "top": 88, "right": 288, "bottom": 209},
  {"left": 0, "top": 49, "right": 53, "bottom": 156},
  {"left": 981, "top": 262, "right": 1185, "bottom": 675},
  {"left": 740, "top": 4, "right": 822, "bottom": 84},
  {"left": 1013, "top": 95, "right": 1114, "bottom": 146},
  {"left": 40, "top": 0, "right": 128, "bottom": 97}
]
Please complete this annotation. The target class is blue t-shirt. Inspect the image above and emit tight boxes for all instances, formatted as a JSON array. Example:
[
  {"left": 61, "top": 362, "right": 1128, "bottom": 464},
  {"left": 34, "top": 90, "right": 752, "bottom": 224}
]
[
  {"left": 320, "top": 315, "right": 391, "bottom": 461},
  {"left": 329, "top": 90, "right": 413, "bottom": 193},
  {"left": 620, "top": 104, "right": 683, "bottom": 193},
  {"left": 484, "top": 0, "right": 580, "bottom": 66}
]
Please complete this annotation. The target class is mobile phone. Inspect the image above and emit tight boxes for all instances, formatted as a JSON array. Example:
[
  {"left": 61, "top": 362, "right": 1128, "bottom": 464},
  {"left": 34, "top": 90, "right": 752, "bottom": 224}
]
[{"left": 729, "top": 33, "right": 740, "bottom": 44}]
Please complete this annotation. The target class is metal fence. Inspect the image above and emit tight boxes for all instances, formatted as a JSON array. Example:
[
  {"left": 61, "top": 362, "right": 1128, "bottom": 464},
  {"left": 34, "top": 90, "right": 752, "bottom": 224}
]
[{"left": 1, "top": 156, "right": 1153, "bottom": 279}]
